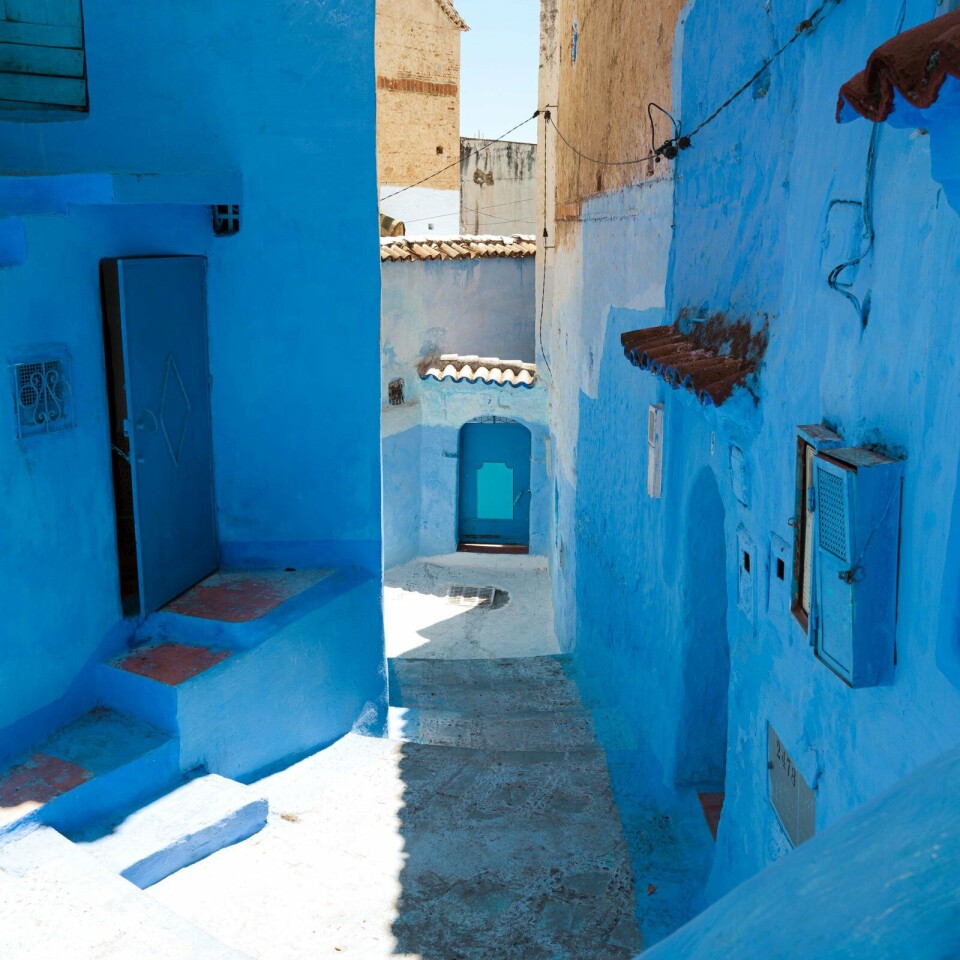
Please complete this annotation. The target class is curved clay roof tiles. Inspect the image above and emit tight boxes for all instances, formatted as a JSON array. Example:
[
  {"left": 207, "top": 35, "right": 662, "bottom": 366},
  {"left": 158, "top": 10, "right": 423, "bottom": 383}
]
[
  {"left": 380, "top": 235, "right": 536, "bottom": 262},
  {"left": 433, "top": 0, "right": 469, "bottom": 30},
  {"left": 837, "top": 10, "right": 960, "bottom": 122},
  {"left": 418, "top": 354, "right": 537, "bottom": 389},
  {"left": 620, "top": 326, "right": 747, "bottom": 406}
]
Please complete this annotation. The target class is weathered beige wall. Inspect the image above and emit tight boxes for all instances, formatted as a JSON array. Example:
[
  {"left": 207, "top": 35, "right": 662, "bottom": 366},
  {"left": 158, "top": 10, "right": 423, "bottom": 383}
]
[
  {"left": 460, "top": 138, "right": 537, "bottom": 235},
  {"left": 376, "top": 0, "right": 463, "bottom": 191},
  {"left": 554, "top": 0, "right": 685, "bottom": 211}
]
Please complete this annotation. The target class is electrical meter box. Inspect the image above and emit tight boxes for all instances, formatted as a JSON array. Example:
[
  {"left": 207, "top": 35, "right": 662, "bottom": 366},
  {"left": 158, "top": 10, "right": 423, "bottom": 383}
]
[{"left": 811, "top": 446, "right": 904, "bottom": 687}]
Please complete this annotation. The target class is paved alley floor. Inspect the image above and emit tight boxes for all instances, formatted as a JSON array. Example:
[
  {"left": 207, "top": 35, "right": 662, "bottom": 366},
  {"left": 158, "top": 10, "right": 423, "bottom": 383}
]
[
  {"left": 150, "top": 555, "right": 712, "bottom": 958},
  {"left": 384, "top": 553, "right": 560, "bottom": 659}
]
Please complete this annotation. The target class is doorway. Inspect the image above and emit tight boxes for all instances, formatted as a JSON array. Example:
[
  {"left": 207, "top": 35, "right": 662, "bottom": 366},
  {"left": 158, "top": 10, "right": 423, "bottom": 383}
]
[
  {"left": 675, "top": 467, "right": 730, "bottom": 791},
  {"left": 100, "top": 256, "right": 218, "bottom": 615},
  {"left": 458, "top": 418, "right": 531, "bottom": 551}
]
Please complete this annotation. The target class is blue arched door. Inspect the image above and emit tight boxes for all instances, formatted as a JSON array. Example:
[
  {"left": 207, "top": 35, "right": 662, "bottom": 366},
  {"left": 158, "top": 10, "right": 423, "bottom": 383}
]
[{"left": 458, "top": 420, "right": 531, "bottom": 548}]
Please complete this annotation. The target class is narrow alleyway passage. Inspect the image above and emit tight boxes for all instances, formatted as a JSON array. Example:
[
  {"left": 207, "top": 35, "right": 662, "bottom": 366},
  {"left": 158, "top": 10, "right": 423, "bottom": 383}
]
[{"left": 151, "top": 556, "right": 712, "bottom": 957}]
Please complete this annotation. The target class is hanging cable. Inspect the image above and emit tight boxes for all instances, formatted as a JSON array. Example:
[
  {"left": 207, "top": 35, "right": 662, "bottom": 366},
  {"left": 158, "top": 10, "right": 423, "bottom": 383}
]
[
  {"left": 381, "top": 112, "right": 539, "bottom": 201},
  {"left": 548, "top": 0, "right": 842, "bottom": 166},
  {"left": 826, "top": 0, "right": 905, "bottom": 330}
]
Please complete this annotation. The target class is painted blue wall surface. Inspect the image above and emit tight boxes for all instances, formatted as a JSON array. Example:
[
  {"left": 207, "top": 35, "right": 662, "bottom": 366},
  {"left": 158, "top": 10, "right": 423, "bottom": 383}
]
[
  {"left": 0, "top": 2, "right": 382, "bottom": 742},
  {"left": 546, "top": 0, "right": 960, "bottom": 909},
  {"left": 644, "top": 744, "right": 960, "bottom": 959},
  {"left": 381, "top": 254, "right": 545, "bottom": 567}
]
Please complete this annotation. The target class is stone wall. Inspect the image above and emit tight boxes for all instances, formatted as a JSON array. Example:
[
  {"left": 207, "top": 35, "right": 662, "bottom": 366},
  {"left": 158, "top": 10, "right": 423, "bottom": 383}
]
[
  {"left": 553, "top": 0, "right": 686, "bottom": 212},
  {"left": 460, "top": 138, "right": 537, "bottom": 235},
  {"left": 376, "top": 0, "right": 463, "bottom": 194}
]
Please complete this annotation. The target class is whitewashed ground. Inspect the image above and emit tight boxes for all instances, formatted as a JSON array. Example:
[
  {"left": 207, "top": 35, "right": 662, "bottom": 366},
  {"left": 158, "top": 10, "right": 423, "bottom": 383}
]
[{"left": 384, "top": 553, "right": 561, "bottom": 659}]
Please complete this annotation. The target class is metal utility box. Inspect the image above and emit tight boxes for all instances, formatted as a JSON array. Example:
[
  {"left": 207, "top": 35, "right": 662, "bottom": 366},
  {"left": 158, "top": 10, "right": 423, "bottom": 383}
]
[{"left": 811, "top": 446, "right": 904, "bottom": 687}]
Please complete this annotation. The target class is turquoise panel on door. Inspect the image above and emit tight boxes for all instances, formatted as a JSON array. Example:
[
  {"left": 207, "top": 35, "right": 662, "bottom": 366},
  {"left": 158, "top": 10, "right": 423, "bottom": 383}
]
[
  {"left": 459, "top": 421, "right": 531, "bottom": 546},
  {"left": 105, "top": 256, "right": 218, "bottom": 613}
]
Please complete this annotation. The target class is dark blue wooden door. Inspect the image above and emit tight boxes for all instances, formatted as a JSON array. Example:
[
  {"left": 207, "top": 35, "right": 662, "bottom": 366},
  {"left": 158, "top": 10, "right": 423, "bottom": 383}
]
[
  {"left": 113, "top": 256, "right": 217, "bottom": 612},
  {"left": 458, "top": 421, "right": 531, "bottom": 546}
]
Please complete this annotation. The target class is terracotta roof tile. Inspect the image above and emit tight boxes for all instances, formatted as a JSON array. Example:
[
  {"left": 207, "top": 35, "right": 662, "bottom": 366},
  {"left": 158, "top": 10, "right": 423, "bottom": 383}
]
[
  {"left": 381, "top": 235, "right": 535, "bottom": 263},
  {"left": 837, "top": 10, "right": 960, "bottom": 122},
  {"left": 433, "top": 0, "right": 469, "bottom": 30},
  {"left": 621, "top": 325, "right": 747, "bottom": 406},
  {"left": 418, "top": 354, "right": 537, "bottom": 389}
]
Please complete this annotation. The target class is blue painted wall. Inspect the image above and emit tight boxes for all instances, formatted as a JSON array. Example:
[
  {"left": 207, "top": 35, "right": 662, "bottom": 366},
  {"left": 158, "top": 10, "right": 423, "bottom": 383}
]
[
  {"left": 0, "top": 2, "right": 381, "bottom": 736},
  {"left": 547, "top": 0, "right": 960, "bottom": 907},
  {"left": 381, "top": 254, "right": 544, "bottom": 566}
]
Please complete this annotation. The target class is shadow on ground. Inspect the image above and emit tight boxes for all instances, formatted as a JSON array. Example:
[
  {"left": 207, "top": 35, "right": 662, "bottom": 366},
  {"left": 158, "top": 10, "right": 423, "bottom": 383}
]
[{"left": 387, "top": 654, "right": 716, "bottom": 959}]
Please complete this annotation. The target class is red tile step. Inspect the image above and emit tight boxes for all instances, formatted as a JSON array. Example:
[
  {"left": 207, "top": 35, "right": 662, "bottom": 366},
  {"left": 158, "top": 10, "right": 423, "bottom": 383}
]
[
  {"left": 698, "top": 792, "right": 724, "bottom": 840},
  {"left": 0, "top": 753, "right": 92, "bottom": 825},
  {"left": 162, "top": 569, "right": 330, "bottom": 623},
  {"left": 113, "top": 643, "right": 231, "bottom": 686}
]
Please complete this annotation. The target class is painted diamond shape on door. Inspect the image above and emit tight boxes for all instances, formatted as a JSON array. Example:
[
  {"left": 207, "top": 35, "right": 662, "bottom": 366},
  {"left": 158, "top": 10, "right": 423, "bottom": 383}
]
[{"left": 159, "top": 353, "right": 191, "bottom": 466}]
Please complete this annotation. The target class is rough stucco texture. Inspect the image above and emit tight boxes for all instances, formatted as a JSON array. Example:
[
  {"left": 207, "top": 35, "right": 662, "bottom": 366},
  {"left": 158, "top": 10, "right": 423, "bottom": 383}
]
[
  {"left": 554, "top": 0, "right": 685, "bottom": 208},
  {"left": 460, "top": 138, "right": 537, "bottom": 235},
  {"left": 380, "top": 256, "right": 545, "bottom": 567},
  {"left": 547, "top": 0, "right": 960, "bottom": 911},
  {"left": 0, "top": 0, "right": 380, "bottom": 728}
]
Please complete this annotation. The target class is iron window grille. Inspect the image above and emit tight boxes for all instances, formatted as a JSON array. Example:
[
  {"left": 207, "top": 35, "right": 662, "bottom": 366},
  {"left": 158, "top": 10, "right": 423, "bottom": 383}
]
[
  {"left": 388, "top": 378, "right": 405, "bottom": 405},
  {"left": 11, "top": 357, "right": 74, "bottom": 438}
]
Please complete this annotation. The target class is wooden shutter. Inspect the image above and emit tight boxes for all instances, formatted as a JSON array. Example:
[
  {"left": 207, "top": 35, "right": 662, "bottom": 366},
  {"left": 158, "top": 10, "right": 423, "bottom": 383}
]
[{"left": 0, "top": 0, "right": 87, "bottom": 110}]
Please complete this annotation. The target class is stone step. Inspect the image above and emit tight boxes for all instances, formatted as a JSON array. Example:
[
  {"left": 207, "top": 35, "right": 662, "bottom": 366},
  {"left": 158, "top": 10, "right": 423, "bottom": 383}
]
[
  {"left": 386, "top": 705, "right": 599, "bottom": 751},
  {"left": 0, "top": 708, "right": 179, "bottom": 836},
  {"left": 0, "top": 825, "right": 251, "bottom": 959},
  {"left": 68, "top": 773, "right": 268, "bottom": 889},
  {"left": 389, "top": 655, "right": 583, "bottom": 713},
  {"left": 96, "top": 568, "right": 384, "bottom": 782},
  {"left": 98, "top": 640, "right": 234, "bottom": 736}
]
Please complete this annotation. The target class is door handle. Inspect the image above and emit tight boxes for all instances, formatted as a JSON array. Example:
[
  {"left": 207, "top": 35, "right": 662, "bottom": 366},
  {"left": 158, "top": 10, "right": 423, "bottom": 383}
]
[
  {"left": 136, "top": 408, "right": 159, "bottom": 433},
  {"left": 514, "top": 488, "right": 531, "bottom": 505}
]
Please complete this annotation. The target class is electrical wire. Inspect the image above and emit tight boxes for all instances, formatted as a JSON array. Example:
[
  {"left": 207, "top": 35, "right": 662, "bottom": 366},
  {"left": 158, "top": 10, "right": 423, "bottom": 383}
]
[
  {"left": 380, "top": 113, "right": 539, "bottom": 201},
  {"left": 684, "top": 0, "right": 839, "bottom": 140},
  {"left": 547, "top": 0, "right": 842, "bottom": 167},
  {"left": 826, "top": 0, "right": 906, "bottom": 330},
  {"left": 400, "top": 195, "right": 538, "bottom": 226}
]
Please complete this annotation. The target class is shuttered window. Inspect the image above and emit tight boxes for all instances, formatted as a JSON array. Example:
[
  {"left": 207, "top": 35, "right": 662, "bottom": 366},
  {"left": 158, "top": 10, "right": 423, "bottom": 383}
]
[{"left": 0, "top": 1, "right": 87, "bottom": 111}]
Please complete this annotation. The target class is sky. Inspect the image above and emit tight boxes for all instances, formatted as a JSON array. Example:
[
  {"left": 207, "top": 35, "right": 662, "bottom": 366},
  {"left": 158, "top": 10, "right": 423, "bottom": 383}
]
[{"left": 455, "top": 0, "right": 540, "bottom": 143}]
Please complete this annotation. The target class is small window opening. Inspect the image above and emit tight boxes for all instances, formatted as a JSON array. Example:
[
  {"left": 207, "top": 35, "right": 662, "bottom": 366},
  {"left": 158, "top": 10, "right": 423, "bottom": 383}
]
[
  {"left": 571, "top": 20, "right": 579, "bottom": 63},
  {"left": 212, "top": 204, "right": 241, "bottom": 236},
  {"left": 743, "top": 551, "right": 751, "bottom": 573},
  {"left": 436, "top": 145, "right": 444, "bottom": 155},
  {"left": 776, "top": 557, "right": 786, "bottom": 581},
  {"left": 388, "top": 378, "right": 405, "bottom": 406}
]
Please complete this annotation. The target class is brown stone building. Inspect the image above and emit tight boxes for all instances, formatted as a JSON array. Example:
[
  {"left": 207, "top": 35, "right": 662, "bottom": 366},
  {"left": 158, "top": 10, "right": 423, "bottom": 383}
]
[{"left": 376, "top": 0, "right": 467, "bottom": 225}]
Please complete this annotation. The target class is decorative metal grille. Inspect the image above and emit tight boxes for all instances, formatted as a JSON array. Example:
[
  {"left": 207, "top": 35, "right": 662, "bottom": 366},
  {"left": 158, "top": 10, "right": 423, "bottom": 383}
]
[
  {"left": 212, "top": 204, "right": 241, "bottom": 236},
  {"left": 12, "top": 358, "right": 73, "bottom": 438},
  {"left": 447, "top": 585, "right": 496, "bottom": 608},
  {"left": 388, "top": 378, "right": 405, "bottom": 406},
  {"left": 817, "top": 469, "right": 848, "bottom": 561}
]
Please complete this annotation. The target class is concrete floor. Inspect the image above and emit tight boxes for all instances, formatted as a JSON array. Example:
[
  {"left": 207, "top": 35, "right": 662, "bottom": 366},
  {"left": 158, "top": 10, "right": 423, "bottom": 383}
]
[
  {"left": 149, "top": 555, "right": 712, "bottom": 958},
  {"left": 385, "top": 554, "right": 560, "bottom": 659}
]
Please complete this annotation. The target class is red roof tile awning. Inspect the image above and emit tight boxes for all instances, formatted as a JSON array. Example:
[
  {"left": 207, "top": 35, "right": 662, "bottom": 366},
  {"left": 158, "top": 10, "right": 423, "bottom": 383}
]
[
  {"left": 620, "top": 325, "right": 748, "bottom": 406},
  {"left": 837, "top": 10, "right": 960, "bottom": 122}
]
